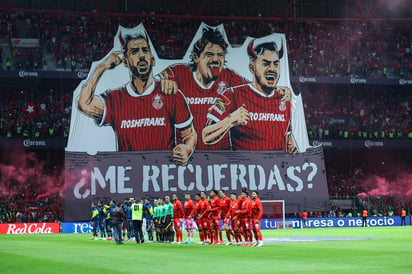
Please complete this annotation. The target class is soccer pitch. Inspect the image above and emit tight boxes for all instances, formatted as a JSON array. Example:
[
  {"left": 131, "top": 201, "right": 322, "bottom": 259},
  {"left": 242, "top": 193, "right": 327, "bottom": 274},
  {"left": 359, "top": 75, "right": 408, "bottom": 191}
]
[{"left": 1, "top": 227, "right": 411, "bottom": 273}]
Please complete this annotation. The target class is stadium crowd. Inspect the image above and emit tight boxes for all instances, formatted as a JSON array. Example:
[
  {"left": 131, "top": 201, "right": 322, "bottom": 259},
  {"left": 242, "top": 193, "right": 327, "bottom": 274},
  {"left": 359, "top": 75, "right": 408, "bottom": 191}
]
[
  {"left": 0, "top": 12, "right": 411, "bottom": 79},
  {"left": 0, "top": 89, "right": 71, "bottom": 138},
  {"left": 303, "top": 85, "right": 412, "bottom": 140},
  {"left": 0, "top": 84, "right": 410, "bottom": 140}
]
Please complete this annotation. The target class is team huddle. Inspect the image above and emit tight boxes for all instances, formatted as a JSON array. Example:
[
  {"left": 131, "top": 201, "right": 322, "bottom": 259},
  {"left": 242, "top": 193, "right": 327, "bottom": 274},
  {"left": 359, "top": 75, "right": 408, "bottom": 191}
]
[{"left": 91, "top": 188, "right": 264, "bottom": 247}]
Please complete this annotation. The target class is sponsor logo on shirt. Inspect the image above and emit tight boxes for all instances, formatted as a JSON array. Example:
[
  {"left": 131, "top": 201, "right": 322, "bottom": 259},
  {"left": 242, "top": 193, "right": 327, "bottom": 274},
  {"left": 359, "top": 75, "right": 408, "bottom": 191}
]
[
  {"left": 185, "top": 97, "right": 217, "bottom": 105},
  {"left": 121, "top": 117, "right": 166, "bottom": 128},
  {"left": 249, "top": 112, "right": 286, "bottom": 122}
]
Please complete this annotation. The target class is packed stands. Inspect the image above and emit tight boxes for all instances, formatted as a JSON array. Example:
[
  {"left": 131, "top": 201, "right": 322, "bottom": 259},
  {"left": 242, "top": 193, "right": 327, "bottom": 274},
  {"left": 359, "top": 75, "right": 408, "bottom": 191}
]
[{"left": 0, "top": 12, "right": 411, "bottom": 79}]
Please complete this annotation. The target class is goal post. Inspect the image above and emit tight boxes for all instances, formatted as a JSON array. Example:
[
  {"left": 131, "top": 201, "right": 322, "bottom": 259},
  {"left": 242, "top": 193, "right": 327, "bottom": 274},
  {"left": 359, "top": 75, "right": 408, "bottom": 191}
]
[{"left": 261, "top": 200, "right": 286, "bottom": 229}]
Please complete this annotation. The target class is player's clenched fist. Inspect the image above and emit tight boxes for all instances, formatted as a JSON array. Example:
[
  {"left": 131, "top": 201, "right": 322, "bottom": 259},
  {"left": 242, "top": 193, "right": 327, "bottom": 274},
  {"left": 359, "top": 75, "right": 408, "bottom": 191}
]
[
  {"left": 230, "top": 104, "right": 250, "bottom": 127},
  {"left": 102, "top": 50, "right": 124, "bottom": 70},
  {"left": 172, "top": 144, "right": 191, "bottom": 166},
  {"left": 277, "top": 86, "right": 291, "bottom": 102}
]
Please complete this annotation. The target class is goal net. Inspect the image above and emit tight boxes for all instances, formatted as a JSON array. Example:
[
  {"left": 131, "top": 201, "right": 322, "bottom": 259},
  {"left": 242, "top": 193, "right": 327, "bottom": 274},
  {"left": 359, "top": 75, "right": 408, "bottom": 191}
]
[{"left": 261, "top": 200, "right": 287, "bottom": 229}]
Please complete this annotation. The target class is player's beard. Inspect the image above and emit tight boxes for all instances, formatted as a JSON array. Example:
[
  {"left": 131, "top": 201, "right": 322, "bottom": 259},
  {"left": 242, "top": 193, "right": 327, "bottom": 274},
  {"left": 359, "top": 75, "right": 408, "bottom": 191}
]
[
  {"left": 257, "top": 71, "right": 278, "bottom": 95},
  {"left": 131, "top": 61, "right": 152, "bottom": 81}
]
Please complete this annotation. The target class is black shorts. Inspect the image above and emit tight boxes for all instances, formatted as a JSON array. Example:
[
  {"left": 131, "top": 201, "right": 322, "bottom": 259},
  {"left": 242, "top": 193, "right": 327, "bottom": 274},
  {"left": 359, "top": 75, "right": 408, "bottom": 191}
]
[
  {"left": 165, "top": 215, "right": 172, "bottom": 228},
  {"left": 159, "top": 217, "right": 165, "bottom": 228}
]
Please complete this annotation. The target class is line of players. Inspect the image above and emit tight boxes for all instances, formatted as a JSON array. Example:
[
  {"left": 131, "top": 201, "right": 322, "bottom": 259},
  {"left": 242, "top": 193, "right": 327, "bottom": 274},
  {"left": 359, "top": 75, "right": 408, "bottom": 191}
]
[
  {"left": 152, "top": 188, "right": 264, "bottom": 247},
  {"left": 91, "top": 188, "right": 263, "bottom": 247}
]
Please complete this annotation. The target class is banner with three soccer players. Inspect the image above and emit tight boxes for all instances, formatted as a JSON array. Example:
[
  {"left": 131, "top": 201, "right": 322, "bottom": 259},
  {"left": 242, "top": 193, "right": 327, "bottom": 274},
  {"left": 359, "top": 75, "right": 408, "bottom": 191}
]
[{"left": 64, "top": 23, "right": 328, "bottom": 222}]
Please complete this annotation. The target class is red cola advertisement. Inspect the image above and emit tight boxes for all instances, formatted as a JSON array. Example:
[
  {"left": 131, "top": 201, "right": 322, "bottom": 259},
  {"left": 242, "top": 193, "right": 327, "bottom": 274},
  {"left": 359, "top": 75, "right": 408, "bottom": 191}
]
[
  {"left": 65, "top": 23, "right": 328, "bottom": 221},
  {"left": 0, "top": 223, "right": 60, "bottom": 234}
]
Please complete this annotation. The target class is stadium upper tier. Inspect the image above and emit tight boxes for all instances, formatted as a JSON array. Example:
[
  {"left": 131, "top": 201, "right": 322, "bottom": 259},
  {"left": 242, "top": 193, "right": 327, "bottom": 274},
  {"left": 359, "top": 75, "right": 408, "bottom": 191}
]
[{"left": 0, "top": 12, "right": 411, "bottom": 79}]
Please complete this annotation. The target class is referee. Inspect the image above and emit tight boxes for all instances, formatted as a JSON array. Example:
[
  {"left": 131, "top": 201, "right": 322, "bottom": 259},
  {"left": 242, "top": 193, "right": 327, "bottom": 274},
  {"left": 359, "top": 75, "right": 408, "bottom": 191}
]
[{"left": 164, "top": 196, "right": 174, "bottom": 243}]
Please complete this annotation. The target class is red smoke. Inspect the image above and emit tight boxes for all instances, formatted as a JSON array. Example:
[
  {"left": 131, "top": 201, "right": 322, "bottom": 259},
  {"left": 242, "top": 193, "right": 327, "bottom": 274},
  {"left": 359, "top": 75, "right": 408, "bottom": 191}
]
[
  {"left": 0, "top": 149, "right": 64, "bottom": 202},
  {"left": 359, "top": 173, "right": 412, "bottom": 200}
]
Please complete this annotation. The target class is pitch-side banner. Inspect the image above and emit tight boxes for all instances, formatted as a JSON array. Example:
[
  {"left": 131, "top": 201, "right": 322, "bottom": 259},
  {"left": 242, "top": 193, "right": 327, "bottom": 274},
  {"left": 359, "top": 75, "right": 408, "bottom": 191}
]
[
  {"left": 0, "top": 223, "right": 60, "bottom": 234},
  {"left": 64, "top": 147, "right": 328, "bottom": 221}
]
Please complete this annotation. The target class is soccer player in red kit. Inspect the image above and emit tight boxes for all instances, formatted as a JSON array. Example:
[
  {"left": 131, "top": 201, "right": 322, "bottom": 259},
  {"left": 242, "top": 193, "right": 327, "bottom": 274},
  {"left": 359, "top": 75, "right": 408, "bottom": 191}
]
[
  {"left": 159, "top": 26, "right": 245, "bottom": 150},
  {"left": 172, "top": 194, "right": 184, "bottom": 243},
  {"left": 231, "top": 194, "right": 244, "bottom": 245},
  {"left": 219, "top": 189, "right": 232, "bottom": 244},
  {"left": 77, "top": 32, "right": 196, "bottom": 166},
  {"left": 199, "top": 191, "right": 211, "bottom": 244},
  {"left": 251, "top": 191, "right": 264, "bottom": 247},
  {"left": 183, "top": 193, "right": 195, "bottom": 244},
  {"left": 209, "top": 190, "right": 221, "bottom": 245},
  {"left": 203, "top": 38, "right": 297, "bottom": 153},
  {"left": 195, "top": 193, "right": 205, "bottom": 244},
  {"left": 236, "top": 189, "right": 253, "bottom": 246}
]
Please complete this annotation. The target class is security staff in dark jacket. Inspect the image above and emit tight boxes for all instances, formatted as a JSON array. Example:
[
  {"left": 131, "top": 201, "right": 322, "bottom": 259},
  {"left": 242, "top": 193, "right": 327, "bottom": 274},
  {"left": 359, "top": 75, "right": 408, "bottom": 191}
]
[{"left": 110, "top": 200, "right": 127, "bottom": 245}]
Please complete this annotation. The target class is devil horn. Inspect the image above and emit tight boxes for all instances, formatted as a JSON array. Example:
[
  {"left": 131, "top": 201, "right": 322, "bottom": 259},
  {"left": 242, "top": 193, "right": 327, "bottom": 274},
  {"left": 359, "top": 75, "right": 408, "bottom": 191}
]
[
  {"left": 278, "top": 39, "right": 284, "bottom": 59},
  {"left": 119, "top": 32, "right": 125, "bottom": 48},
  {"left": 247, "top": 39, "right": 257, "bottom": 59},
  {"left": 195, "top": 39, "right": 204, "bottom": 52}
]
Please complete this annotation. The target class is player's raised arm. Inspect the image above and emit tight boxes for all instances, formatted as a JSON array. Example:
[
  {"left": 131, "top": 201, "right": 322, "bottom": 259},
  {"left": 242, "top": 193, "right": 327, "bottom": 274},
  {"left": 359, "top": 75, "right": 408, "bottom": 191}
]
[
  {"left": 202, "top": 104, "right": 250, "bottom": 145},
  {"left": 287, "top": 133, "right": 299, "bottom": 154},
  {"left": 78, "top": 50, "right": 124, "bottom": 119},
  {"left": 277, "top": 86, "right": 292, "bottom": 102},
  {"left": 172, "top": 124, "right": 197, "bottom": 166}
]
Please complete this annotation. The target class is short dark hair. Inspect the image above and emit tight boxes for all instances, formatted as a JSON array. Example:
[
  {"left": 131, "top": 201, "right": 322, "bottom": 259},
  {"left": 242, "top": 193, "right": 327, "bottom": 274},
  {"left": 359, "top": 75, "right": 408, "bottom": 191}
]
[
  {"left": 241, "top": 187, "right": 249, "bottom": 196},
  {"left": 120, "top": 33, "right": 149, "bottom": 53},
  {"left": 189, "top": 27, "right": 228, "bottom": 71},
  {"left": 248, "top": 40, "right": 283, "bottom": 62}
]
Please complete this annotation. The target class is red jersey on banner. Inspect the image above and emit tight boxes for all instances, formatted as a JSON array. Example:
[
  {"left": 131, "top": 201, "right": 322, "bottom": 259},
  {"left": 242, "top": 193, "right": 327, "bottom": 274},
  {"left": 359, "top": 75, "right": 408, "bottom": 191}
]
[
  {"left": 207, "top": 83, "right": 291, "bottom": 151},
  {"left": 160, "top": 64, "right": 245, "bottom": 150},
  {"left": 99, "top": 81, "right": 193, "bottom": 151},
  {"left": 184, "top": 199, "right": 195, "bottom": 219}
]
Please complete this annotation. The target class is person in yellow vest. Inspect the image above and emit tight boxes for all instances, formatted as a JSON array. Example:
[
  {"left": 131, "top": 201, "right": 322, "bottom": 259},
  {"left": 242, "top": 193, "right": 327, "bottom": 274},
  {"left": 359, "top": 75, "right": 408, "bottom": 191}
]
[
  {"left": 131, "top": 197, "right": 144, "bottom": 244},
  {"left": 401, "top": 208, "right": 407, "bottom": 226},
  {"left": 362, "top": 209, "right": 368, "bottom": 227}
]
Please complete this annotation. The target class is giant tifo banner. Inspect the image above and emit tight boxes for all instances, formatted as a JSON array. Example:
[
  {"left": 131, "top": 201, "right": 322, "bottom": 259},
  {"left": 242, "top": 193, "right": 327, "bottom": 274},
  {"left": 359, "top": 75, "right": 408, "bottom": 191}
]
[{"left": 65, "top": 23, "right": 328, "bottom": 221}]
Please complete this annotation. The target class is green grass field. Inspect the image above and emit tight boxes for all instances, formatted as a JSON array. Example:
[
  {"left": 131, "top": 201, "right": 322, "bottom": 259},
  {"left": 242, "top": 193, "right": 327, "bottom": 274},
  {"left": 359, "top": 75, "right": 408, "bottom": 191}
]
[{"left": 1, "top": 227, "right": 412, "bottom": 273}]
